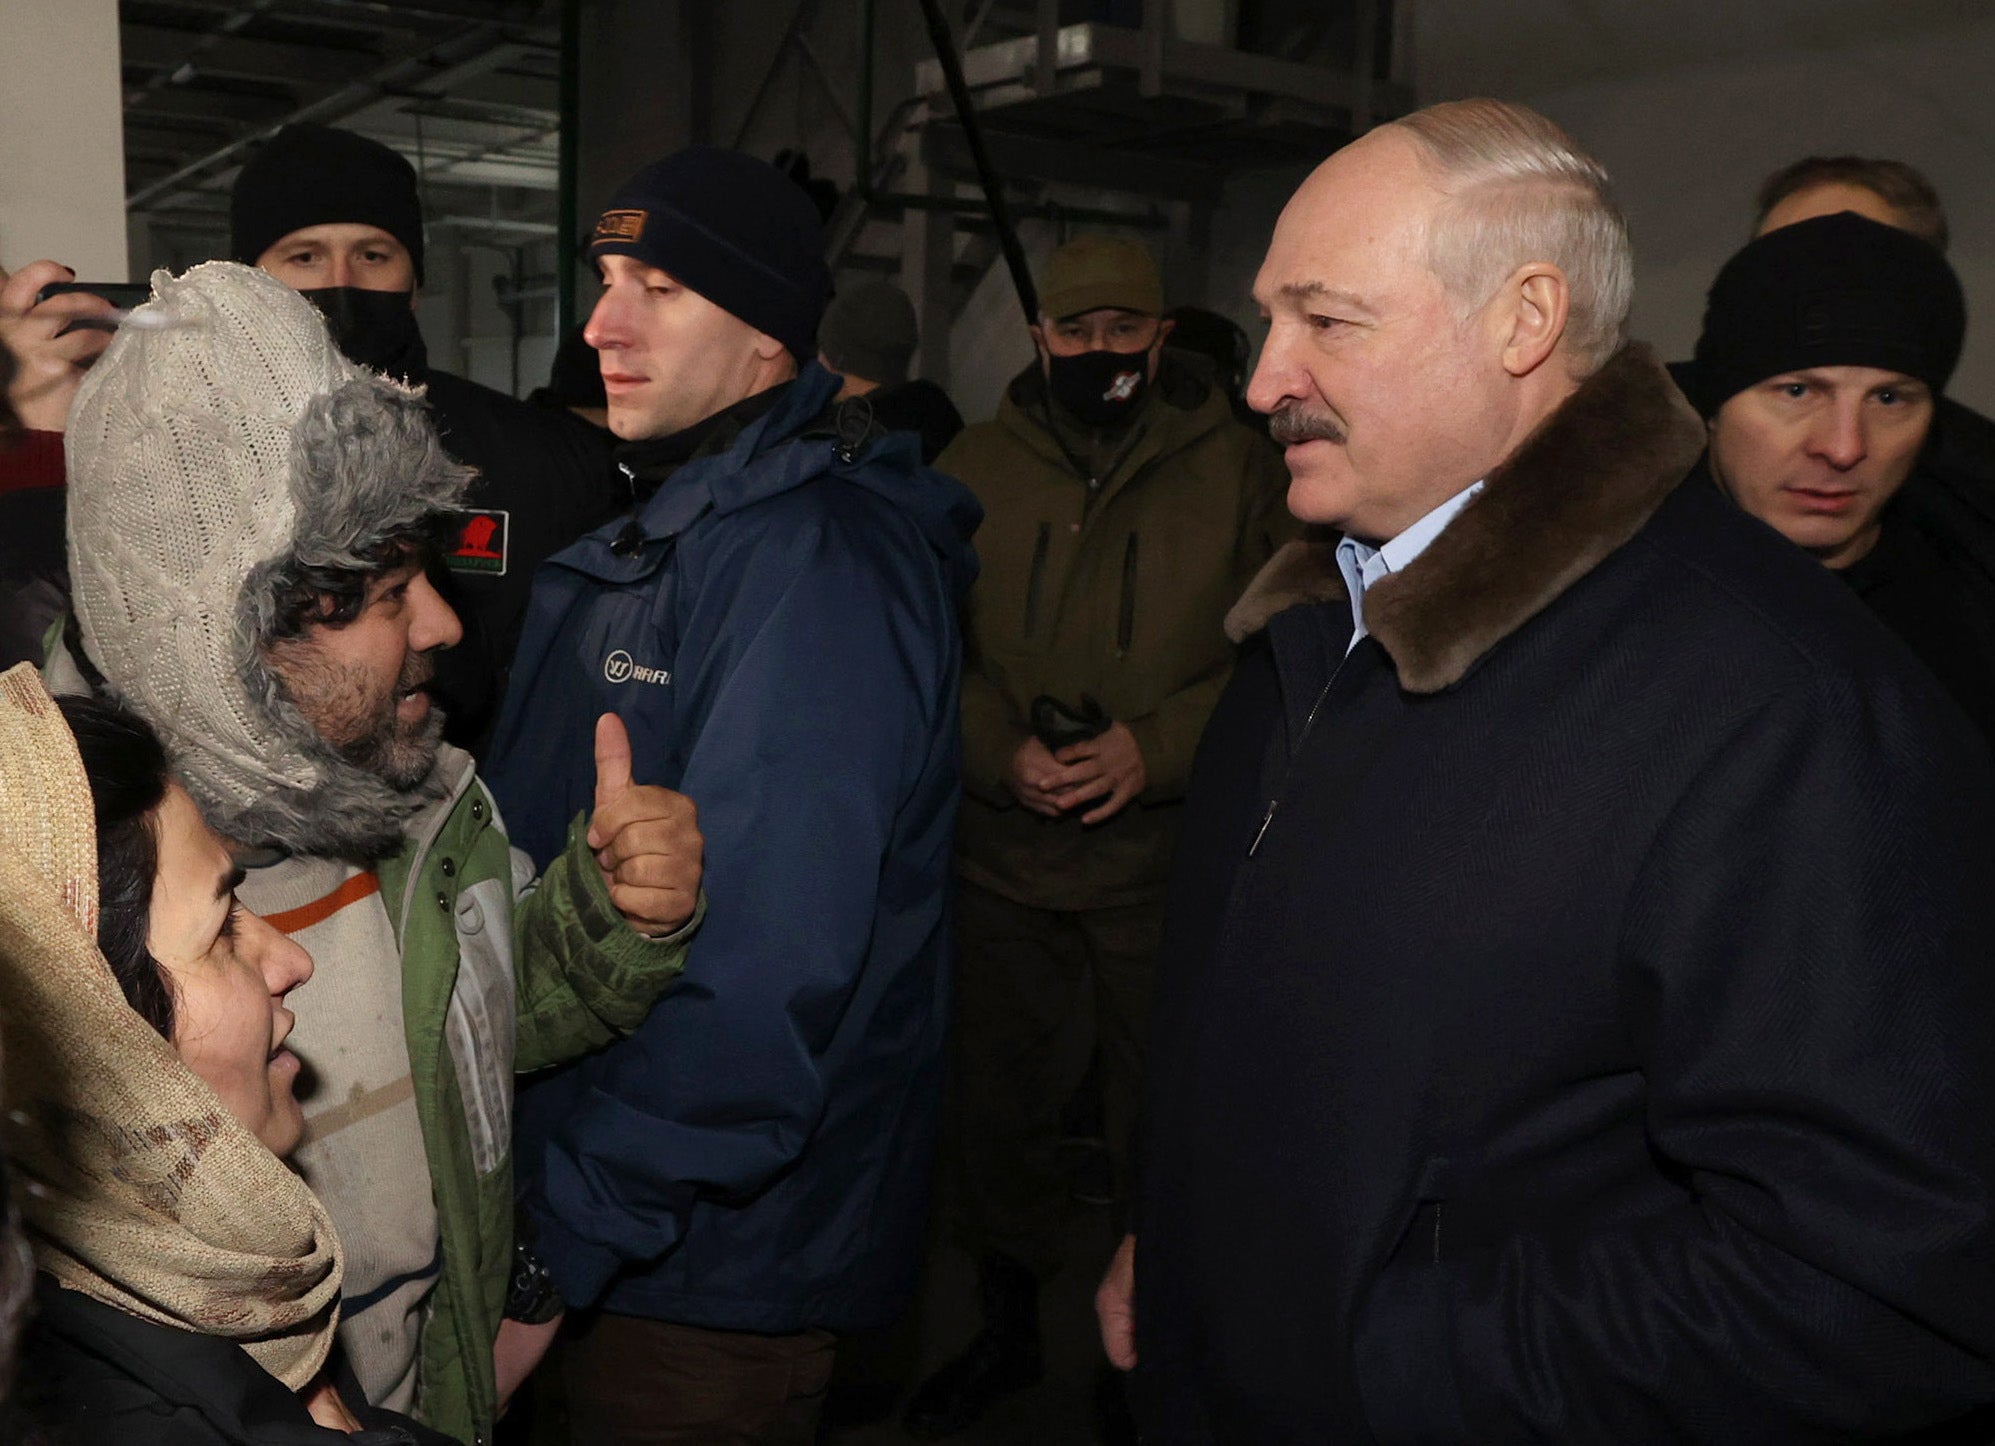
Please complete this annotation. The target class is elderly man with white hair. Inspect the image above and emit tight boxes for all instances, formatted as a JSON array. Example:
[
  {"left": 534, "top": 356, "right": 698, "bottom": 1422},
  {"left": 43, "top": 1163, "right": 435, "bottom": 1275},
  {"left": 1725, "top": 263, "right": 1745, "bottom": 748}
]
[{"left": 1097, "top": 99, "right": 1995, "bottom": 1442}]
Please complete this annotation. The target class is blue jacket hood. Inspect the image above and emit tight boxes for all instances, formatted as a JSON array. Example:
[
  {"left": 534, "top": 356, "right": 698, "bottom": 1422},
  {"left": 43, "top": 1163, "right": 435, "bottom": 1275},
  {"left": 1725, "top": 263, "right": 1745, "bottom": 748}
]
[{"left": 594, "top": 363, "right": 981, "bottom": 601}]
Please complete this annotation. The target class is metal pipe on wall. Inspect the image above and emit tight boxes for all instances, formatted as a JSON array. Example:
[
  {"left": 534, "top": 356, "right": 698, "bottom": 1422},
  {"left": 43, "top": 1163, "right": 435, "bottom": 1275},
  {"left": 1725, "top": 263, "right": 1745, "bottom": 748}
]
[{"left": 913, "top": 0, "right": 1039, "bottom": 325}]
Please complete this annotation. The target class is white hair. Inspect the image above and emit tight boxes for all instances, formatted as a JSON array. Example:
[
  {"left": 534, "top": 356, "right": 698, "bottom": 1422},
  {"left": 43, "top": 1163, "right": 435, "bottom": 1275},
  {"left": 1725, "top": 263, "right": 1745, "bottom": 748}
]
[{"left": 1387, "top": 99, "right": 1633, "bottom": 375}]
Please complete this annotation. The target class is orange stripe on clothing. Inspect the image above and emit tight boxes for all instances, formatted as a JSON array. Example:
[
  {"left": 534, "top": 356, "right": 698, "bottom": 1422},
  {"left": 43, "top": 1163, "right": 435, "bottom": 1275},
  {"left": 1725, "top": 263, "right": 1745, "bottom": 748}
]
[
  {"left": 299, "top": 1075, "right": 418, "bottom": 1146},
  {"left": 262, "top": 871, "right": 381, "bottom": 935}
]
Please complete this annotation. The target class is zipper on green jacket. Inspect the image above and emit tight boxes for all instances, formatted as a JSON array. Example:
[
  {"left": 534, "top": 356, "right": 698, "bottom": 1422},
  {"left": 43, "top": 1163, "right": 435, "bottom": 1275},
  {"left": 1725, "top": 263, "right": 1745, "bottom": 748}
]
[
  {"left": 1117, "top": 530, "right": 1140, "bottom": 656},
  {"left": 1024, "top": 521, "right": 1052, "bottom": 639}
]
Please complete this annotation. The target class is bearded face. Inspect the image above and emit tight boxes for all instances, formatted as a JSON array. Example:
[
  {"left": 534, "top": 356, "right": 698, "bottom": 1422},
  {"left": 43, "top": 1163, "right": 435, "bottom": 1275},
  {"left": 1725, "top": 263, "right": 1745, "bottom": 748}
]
[{"left": 263, "top": 560, "right": 460, "bottom": 793}]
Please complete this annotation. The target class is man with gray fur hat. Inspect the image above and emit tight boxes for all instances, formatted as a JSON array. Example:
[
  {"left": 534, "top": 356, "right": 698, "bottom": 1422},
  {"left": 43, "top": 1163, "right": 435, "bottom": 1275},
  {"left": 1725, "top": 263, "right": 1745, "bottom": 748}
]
[{"left": 59, "top": 261, "right": 706, "bottom": 1446}]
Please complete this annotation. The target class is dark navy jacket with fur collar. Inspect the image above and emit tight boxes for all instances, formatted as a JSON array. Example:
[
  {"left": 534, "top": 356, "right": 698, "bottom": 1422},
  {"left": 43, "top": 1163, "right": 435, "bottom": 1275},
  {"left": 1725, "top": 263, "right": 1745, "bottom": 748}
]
[
  {"left": 1132, "top": 346, "right": 1995, "bottom": 1443},
  {"left": 485, "top": 363, "right": 981, "bottom": 1332}
]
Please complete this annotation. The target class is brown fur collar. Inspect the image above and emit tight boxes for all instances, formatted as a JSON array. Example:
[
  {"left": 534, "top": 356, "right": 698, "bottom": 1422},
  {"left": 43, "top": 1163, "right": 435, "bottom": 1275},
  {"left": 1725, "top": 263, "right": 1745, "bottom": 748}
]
[{"left": 1224, "top": 343, "right": 1706, "bottom": 692}]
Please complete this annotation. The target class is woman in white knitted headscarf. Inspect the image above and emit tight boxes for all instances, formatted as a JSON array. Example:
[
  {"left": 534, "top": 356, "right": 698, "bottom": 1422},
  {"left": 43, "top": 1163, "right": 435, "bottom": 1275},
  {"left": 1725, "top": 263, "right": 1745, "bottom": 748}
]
[{"left": 0, "top": 662, "right": 457, "bottom": 1443}]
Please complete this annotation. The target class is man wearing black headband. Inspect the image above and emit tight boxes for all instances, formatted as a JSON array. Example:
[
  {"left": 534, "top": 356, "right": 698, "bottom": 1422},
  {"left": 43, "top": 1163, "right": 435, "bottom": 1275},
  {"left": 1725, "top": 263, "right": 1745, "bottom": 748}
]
[
  {"left": 229, "top": 123, "right": 621, "bottom": 754},
  {"left": 1680, "top": 211, "right": 1995, "bottom": 746}
]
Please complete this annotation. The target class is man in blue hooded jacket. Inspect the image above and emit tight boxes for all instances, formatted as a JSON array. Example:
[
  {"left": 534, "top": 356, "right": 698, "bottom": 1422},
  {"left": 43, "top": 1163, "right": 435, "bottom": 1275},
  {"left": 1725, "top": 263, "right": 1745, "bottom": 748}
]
[{"left": 483, "top": 147, "right": 981, "bottom": 1443}]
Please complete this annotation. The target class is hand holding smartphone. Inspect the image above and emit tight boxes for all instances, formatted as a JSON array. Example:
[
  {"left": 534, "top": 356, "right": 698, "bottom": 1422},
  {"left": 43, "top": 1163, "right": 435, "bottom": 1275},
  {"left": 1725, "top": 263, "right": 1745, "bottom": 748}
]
[
  {"left": 0, "top": 262, "right": 120, "bottom": 431},
  {"left": 34, "top": 280, "right": 151, "bottom": 310}
]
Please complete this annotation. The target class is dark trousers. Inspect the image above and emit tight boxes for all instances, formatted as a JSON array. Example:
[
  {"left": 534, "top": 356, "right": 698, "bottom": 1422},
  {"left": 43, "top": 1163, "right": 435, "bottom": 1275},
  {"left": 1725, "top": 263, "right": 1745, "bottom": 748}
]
[
  {"left": 561, "top": 1313, "right": 836, "bottom": 1446},
  {"left": 944, "top": 880, "right": 1164, "bottom": 1279}
]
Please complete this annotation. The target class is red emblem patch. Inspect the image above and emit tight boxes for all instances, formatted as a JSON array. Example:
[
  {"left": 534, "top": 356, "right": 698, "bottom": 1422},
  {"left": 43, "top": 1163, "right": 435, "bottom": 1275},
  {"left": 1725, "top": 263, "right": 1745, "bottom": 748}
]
[{"left": 446, "top": 508, "right": 509, "bottom": 576}]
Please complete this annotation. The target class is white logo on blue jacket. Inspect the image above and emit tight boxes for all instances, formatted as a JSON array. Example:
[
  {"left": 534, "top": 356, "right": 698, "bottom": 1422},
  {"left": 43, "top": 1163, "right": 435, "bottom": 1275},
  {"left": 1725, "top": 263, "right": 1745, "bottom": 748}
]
[{"left": 605, "top": 649, "right": 670, "bottom": 686}]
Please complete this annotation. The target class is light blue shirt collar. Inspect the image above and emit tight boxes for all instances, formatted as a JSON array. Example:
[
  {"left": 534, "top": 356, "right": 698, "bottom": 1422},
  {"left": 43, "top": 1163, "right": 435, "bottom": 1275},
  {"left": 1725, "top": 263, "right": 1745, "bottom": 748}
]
[{"left": 1335, "top": 481, "right": 1485, "bottom": 653}]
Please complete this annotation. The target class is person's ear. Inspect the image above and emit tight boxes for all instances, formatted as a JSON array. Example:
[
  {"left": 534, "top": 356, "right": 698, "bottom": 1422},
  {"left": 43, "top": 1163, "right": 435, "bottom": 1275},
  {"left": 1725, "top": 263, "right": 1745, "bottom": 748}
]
[
  {"left": 1496, "top": 263, "right": 1570, "bottom": 378},
  {"left": 749, "top": 327, "right": 787, "bottom": 364}
]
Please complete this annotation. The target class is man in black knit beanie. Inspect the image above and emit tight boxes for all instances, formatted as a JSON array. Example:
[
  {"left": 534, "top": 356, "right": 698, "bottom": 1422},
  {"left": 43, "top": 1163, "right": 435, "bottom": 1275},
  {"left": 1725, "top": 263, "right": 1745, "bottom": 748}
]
[
  {"left": 483, "top": 146, "right": 980, "bottom": 1446},
  {"left": 1679, "top": 210, "right": 1995, "bottom": 748}
]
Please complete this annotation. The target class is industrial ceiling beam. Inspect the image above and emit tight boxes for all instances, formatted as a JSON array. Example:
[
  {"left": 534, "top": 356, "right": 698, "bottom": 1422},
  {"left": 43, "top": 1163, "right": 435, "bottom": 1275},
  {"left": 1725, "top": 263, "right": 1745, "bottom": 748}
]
[
  {"left": 126, "top": 23, "right": 545, "bottom": 211},
  {"left": 126, "top": 85, "right": 302, "bottom": 125},
  {"left": 133, "top": 0, "right": 550, "bottom": 31},
  {"left": 122, "top": 21, "right": 379, "bottom": 87}
]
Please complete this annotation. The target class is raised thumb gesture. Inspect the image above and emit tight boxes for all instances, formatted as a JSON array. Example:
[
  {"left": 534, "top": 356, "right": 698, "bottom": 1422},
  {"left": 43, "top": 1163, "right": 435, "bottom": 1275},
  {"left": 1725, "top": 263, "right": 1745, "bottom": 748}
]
[
  {"left": 592, "top": 711, "right": 636, "bottom": 821},
  {"left": 583, "top": 712, "right": 703, "bottom": 936}
]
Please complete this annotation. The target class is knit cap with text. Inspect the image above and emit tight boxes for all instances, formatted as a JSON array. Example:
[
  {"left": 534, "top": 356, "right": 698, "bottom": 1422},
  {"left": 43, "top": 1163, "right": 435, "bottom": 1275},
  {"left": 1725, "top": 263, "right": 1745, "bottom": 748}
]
[{"left": 63, "top": 262, "right": 471, "bottom": 856}]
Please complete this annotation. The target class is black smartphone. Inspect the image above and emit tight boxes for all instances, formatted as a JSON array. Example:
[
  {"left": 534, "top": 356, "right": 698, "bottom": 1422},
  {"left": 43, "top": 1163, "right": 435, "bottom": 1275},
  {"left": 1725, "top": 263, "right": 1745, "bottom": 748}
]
[{"left": 34, "top": 281, "right": 151, "bottom": 308}]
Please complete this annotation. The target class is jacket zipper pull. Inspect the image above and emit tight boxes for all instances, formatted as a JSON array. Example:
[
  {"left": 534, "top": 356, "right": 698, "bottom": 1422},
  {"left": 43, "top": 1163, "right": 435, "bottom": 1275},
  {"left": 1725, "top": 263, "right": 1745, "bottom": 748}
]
[
  {"left": 612, "top": 463, "right": 643, "bottom": 557},
  {"left": 1247, "top": 799, "right": 1278, "bottom": 857},
  {"left": 835, "top": 395, "right": 875, "bottom": 463}
]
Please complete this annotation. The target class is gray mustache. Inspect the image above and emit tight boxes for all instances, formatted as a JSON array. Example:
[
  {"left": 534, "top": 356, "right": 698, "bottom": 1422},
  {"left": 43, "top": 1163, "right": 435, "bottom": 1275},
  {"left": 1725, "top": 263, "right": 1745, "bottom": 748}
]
[
  {"left": 398, "top": 651, "right": 436, "bottom": 694},
  {"left": 1267, "top": 406, "right": 1345, "bottom": 446}
]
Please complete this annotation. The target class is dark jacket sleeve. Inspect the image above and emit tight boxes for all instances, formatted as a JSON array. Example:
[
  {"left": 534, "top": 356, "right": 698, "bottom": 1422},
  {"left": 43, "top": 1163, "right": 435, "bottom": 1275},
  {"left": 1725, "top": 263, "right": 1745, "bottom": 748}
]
[
  {"left": 960, "top": 629, "right": 1024, "bottom": 809},
  {"left": 20, "top": 1280, "right": 453, "bottom": 1445},
  {"left": 513, "top": 812, "right": 702, "bottom": 1071},
  {"left": 525, "top": 494, "right": 947, "bottom": 1305},
  {"left": 1354, "top": 670, "right": 1995, "bottom": 1441},
  {"left": 0, "top": 470, "right": 70, "bottom": 671},
  {"left": 1128, "top": 434, "right": 1295, "bottom": 804}
]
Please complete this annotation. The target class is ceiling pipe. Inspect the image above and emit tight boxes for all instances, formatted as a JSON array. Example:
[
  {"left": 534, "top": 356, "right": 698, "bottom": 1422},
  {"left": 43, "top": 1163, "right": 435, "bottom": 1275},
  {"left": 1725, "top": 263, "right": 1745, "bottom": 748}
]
[{"left": 126, "top": 20, "right": 533, "bottom": 210}]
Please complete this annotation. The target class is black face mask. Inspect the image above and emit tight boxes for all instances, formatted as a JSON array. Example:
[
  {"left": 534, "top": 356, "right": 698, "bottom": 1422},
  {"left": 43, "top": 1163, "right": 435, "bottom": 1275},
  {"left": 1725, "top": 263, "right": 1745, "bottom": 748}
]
[
  {"left": 299, "top": 286, "right": 429, "bottom": 382},
  {"left": 1045, "top": 348, "right": 1151, "bottom": 430}
]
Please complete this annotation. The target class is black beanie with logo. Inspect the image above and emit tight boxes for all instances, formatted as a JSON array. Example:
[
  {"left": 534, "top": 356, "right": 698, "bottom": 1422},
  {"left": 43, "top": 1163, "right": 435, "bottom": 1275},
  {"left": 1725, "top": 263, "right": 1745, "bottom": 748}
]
[
  {"left": 588, "top": 146, "right": 830, "bottom": 361},
  {"left": 230, "top": 124, "right": 426, "bottom": 285},
  {"left": 1682, "top": 211, "right": 1964, "bottom": 416}
]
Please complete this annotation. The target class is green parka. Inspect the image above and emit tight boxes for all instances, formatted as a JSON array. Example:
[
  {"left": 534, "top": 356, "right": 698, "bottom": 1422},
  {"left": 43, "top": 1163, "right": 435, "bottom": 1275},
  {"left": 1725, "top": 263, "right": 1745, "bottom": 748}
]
[
  {"left": 375, "top": 744, "right": 698, "bottom": 1446},
  {"left": 944, "top": 353, "right": 1293, "bottom": 910}
]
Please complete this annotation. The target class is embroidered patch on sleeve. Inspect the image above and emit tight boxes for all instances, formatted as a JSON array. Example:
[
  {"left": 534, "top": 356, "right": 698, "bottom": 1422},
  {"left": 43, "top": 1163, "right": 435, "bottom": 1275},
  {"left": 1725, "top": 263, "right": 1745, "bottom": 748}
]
[
  {"left": 446, "top": 509, "right": 510, "bottom": 576},
  {"left": 593, "top": 209, "right": 647, "bottom": 244}
]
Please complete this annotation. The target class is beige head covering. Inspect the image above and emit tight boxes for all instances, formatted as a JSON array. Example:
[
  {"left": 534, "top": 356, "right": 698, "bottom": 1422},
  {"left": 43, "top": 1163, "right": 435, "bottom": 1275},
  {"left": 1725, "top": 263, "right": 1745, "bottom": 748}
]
[
  {"left": 64, "top": 261, "right": 470, "bottom": 859},
  {"left": 63, "top": 264, "right": 353, "bottom": 812},
  {"left": 0, "top": 663, "right": 342, "bottom": 1389}
]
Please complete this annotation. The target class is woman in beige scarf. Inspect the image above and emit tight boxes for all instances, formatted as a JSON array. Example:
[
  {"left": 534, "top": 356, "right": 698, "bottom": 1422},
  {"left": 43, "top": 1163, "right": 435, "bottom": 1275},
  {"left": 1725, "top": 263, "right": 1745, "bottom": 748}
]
[{"left": 0, "top": 663, "right": 456, "bottom": 1443}]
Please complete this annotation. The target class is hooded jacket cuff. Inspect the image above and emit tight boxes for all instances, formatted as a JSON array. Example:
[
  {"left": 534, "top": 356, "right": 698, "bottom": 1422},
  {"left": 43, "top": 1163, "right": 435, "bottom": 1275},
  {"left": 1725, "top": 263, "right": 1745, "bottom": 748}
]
[
  {"left": 561, "top": 813, "right": 706, "bottom": 953},
  {"left": 1125, "top": 711, "right": 1184, "bottom": 804},
  {"left": 522, "top": 1187, "right": 624, "bottom": 1309}
]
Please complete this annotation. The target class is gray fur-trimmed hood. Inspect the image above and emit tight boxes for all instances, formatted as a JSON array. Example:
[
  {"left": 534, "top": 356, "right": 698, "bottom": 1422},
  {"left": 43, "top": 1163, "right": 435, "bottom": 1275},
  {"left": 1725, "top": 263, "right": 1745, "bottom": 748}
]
[
  {"left": 65, "top": 262, "right": 471, "bottom": 859},
  {"left": 1223, "top": 344, "right": 1707, "bottom": 692}
]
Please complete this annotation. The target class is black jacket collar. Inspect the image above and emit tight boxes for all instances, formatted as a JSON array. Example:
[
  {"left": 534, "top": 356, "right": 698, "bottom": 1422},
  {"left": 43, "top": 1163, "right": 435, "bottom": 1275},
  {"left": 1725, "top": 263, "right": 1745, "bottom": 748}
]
[
  {"left": 27, "top": 1278, "right": 435, "bottom": 1444},
  {"left": 615, "top": 381, "right": 796, "bottom": 495}
]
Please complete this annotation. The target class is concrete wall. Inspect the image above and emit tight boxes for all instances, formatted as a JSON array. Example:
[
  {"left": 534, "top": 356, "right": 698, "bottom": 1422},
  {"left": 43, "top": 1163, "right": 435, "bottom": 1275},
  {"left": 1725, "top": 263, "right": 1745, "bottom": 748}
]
[
  {"left": 577, "top": 0, "right": 704, "bottom": 219},
  {"left": 423, "top": 233, "right": 561, "bottom": 399},
  {"left": 0, "top": 0, "right": 128, "bottom": 279},
  {"left": 1420, "top": 9, "right": 1995, "bottom": 416},
  {"left": 939, "top": 7, "right": 1995, "bottom": 422}
]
